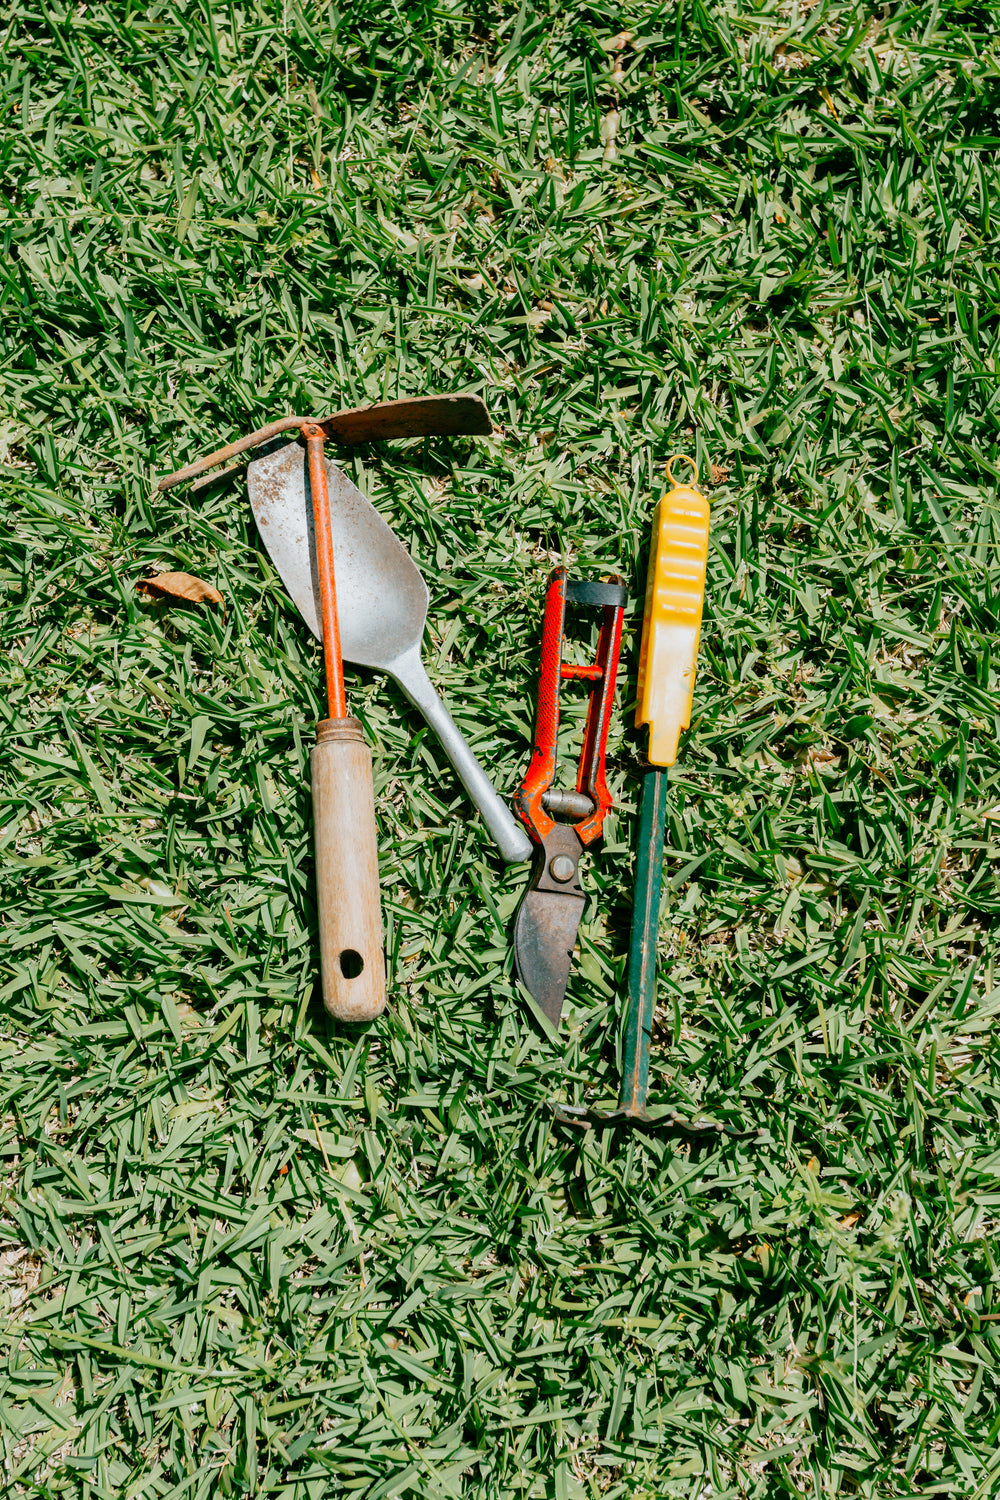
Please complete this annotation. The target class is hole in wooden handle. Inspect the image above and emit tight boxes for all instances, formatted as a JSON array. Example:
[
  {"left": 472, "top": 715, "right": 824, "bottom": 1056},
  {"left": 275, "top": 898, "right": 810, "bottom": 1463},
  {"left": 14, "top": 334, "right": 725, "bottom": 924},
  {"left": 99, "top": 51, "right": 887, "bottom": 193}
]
[{"left": 339, "top": 949, "right": 364, "bottom": 979}]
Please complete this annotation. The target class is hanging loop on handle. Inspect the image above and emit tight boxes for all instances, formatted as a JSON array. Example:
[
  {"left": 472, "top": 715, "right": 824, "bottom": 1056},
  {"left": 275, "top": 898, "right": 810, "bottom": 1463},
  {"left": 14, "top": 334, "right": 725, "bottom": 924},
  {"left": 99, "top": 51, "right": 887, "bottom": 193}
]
[{"left": 665, "top": 453, "right": 699, "bottom": 488}]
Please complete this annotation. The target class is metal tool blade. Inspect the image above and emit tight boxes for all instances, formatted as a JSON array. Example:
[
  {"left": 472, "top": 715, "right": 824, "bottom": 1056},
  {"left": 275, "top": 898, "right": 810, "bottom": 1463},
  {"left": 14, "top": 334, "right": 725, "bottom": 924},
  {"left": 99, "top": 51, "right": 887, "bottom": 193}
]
[
  {"left": 248, "top": 441, "right": 427, "bottom": 667},
  {"left": 514, "top": 889, "right": 585, "bottom": 1026},
  {"left": 158, "top": 394, "right": 492, "bottom": 494},
  {"left": 513, "top": 825, "right": 586, "bottom": 1025}
]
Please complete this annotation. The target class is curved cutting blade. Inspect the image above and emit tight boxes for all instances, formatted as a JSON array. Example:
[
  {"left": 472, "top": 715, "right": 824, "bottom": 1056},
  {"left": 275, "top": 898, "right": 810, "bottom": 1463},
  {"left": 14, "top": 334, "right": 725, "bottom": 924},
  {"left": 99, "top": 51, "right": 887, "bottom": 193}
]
[
  {"left": 514, "top": 889, "right": 585, "bottom": 1026},
  {"left": 513, "top": 826, "right": 587, "bottom": 1027}
]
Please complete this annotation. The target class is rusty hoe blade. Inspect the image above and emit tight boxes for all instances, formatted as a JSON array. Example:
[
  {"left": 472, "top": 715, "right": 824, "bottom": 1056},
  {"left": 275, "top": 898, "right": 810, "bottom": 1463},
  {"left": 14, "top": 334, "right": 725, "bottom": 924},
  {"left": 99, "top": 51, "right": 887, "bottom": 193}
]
[{"left": 156, "top": 394, "right": 493, "bottom": 493}]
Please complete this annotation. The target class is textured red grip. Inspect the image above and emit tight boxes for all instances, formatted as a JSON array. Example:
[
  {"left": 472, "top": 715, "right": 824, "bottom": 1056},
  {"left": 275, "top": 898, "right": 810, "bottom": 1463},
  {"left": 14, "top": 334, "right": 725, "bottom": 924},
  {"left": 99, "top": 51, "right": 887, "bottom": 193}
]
[
  {"left": 515, "top": 570, "right": 567, "bottom": 842},
  {"left": 575, "top": 597, "right": 624, "bottom": 846},
  {"left": 516, "top": 569, "right": 625, "bottom": 847}
]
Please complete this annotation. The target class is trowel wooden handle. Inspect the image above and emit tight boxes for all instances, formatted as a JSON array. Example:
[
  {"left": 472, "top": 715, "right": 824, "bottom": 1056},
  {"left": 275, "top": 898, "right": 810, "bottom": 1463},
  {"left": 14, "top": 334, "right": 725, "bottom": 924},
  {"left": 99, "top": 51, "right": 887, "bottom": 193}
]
[{"left": 310, "top": 718, "right": 386, "bottom": 1022}]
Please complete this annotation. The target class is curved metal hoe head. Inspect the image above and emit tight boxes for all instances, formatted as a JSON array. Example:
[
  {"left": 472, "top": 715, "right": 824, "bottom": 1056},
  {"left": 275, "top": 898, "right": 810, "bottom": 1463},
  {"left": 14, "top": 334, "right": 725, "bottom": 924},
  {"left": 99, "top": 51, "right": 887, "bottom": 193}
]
[{"left": 247, "top": 442, "right": 428, "bottom": 670}]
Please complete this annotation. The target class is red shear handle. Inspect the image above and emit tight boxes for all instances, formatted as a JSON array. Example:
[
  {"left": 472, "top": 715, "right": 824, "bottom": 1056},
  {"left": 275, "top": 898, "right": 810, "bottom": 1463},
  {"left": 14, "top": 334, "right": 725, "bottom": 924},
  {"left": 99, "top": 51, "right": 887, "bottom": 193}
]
[
  {"left": 576, "top": 583, "right": 624, "bottom": 844},
  {"left": 516, "top": 570, "right": 568, "bottom": 843},
  {"left": 516, "top": 569, "right": 625, "bottom": 847}
]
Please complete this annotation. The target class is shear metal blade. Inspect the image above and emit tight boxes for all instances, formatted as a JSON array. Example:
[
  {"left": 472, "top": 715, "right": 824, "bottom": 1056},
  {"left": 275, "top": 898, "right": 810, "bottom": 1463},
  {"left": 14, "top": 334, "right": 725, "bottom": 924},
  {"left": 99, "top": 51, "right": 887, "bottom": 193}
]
[{"left": 514, "top": 888, "right": 585, "bottom": 1027}]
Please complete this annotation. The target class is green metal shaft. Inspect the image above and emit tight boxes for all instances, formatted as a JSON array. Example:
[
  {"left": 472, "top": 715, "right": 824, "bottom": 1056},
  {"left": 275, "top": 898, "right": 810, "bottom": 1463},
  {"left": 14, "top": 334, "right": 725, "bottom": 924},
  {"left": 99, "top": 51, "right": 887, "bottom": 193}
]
[{"left": 618, "top": 767, "right": 668, "bottom": 1118}]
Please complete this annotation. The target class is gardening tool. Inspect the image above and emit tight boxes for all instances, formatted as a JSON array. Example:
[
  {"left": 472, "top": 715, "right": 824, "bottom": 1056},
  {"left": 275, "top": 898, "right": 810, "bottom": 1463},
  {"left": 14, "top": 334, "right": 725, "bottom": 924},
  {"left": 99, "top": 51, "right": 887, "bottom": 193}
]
[
  {"left": 617, "top": 456, "right": 711, "bottom": 1119},
  {"left": 158, "top": 394, "right": 496, "bottom": 493},
  {"left": 513, "top": 569, "right": 626, "bottom": 1026},
  {"left": 243, "top": 441, "right": 532, "bottom": 865},
  {"left": 159, "top": 394, "right": 529, "bottom": 1024}
]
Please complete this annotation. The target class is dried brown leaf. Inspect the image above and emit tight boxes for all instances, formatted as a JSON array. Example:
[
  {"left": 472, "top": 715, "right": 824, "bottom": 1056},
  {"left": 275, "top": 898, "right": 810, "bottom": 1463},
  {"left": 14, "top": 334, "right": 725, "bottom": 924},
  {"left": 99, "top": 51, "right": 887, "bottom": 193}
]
[{"left": 137, "top": 572, "right": 224, "bottom": 608}]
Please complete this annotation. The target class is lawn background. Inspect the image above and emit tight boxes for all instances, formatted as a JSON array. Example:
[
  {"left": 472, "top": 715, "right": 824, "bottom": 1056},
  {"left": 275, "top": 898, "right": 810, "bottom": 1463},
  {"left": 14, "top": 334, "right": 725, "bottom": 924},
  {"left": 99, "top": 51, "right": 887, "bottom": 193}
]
[{"left": 3, "top": 1, "right": 1000, "bottom": 1495}]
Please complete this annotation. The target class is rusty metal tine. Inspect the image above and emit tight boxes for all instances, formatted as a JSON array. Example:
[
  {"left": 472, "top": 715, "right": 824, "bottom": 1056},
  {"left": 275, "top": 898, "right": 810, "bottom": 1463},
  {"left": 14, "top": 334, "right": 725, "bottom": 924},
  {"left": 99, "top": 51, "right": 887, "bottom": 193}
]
[
  {"left": 157, "top": 416, "right": 308, "bottom": 492},
  {"left": 190, "top": 461, "right": 244, "bottom": 494}
]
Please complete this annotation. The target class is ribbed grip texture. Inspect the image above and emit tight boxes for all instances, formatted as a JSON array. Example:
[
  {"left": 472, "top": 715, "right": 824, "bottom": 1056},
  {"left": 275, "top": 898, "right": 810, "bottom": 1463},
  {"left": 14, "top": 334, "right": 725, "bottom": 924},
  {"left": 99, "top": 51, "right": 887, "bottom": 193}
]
[{"left": 635, "top": 484, "right": 711, "bottom": 767}]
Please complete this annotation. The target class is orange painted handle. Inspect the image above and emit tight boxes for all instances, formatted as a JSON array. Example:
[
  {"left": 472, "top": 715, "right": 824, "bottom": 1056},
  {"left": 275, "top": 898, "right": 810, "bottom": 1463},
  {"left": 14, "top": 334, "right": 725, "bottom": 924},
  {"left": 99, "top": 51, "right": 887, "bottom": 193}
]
[{"left": 303, "top": 424, "right": 347, "bottom": 720}]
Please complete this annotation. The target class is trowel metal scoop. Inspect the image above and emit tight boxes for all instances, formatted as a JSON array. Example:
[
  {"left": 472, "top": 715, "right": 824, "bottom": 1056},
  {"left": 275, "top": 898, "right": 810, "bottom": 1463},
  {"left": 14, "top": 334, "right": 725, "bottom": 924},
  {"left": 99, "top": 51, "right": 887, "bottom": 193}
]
[{"left": 247, "top": 441, "right": 532, "bottom": 864}]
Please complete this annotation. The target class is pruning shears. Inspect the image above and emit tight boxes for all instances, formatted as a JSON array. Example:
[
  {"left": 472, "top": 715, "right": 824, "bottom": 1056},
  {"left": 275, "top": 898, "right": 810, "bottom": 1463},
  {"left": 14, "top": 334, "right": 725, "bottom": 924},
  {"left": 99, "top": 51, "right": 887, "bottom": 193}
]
[{"left": 513, "top": 569, "right": 626, "bottom": 1025}]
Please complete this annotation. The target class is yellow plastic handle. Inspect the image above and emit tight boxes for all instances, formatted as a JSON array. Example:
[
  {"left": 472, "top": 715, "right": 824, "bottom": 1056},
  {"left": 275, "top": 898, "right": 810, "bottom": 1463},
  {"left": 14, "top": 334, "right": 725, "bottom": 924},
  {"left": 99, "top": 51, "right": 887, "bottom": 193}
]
[{"left": 635, "top": 460, "right": 711, "bottom": 767}]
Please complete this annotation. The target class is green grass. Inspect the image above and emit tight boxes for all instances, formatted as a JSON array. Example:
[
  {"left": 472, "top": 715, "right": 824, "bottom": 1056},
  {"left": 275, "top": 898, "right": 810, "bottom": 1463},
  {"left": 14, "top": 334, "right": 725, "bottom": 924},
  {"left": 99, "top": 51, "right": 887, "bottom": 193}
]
[{"left": 2, "top": 0, "right": 1000, "bottom": 1495}]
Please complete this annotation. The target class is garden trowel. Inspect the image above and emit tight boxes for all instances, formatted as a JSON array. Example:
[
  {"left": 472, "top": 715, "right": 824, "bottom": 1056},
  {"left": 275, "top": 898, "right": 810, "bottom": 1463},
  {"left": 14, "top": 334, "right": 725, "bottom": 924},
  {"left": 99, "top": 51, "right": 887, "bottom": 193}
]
[{"left": 245, "top": 439, "right": 531, "bottom": 866}]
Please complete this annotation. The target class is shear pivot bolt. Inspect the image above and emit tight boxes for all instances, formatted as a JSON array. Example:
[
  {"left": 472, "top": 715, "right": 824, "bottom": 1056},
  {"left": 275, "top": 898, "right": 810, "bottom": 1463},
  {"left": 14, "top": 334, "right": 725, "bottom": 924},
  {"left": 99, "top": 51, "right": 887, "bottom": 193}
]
[{"left": 549, "top": 855, "right": 576, "bottom": 883}]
